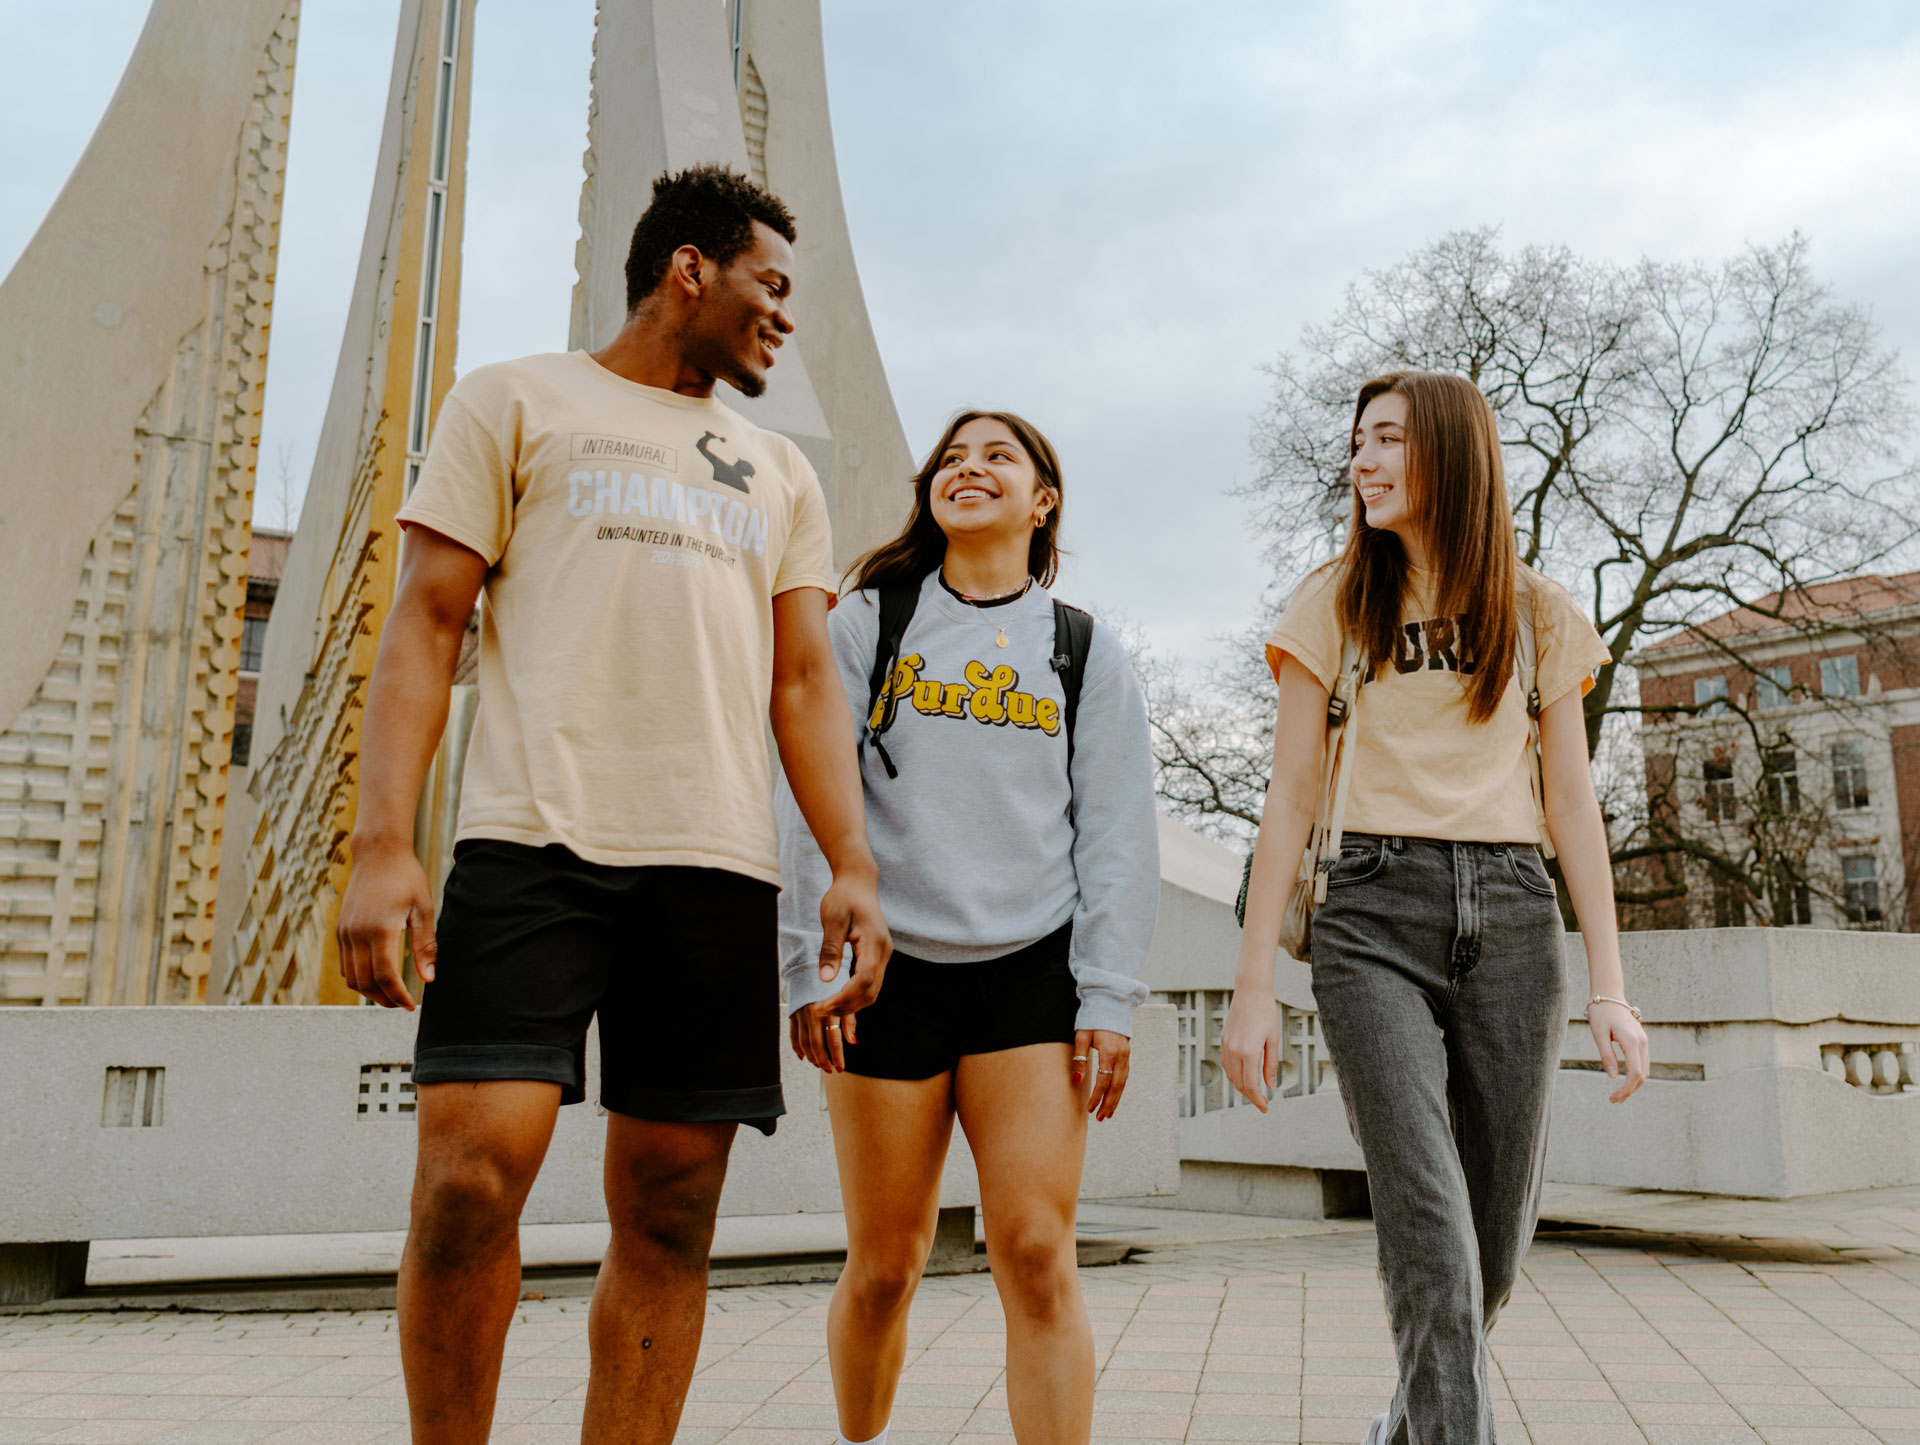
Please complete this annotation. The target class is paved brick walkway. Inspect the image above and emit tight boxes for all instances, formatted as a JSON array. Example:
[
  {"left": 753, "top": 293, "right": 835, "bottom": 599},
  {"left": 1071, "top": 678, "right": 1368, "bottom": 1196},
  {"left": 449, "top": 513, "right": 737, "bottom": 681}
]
[{"left": 7, "top": 1207, "right": 1920, "bottom": 1443}]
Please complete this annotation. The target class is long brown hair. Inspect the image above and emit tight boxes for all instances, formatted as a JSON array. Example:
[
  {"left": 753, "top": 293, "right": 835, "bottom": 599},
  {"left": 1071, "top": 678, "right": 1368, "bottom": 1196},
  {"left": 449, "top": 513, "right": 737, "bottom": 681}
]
[
  {"left": 849, "top": 410, "right": 1064, "bottom": 594},
  {"left": 1336, "top": 371, "right": 1516, "bottom": 724}
]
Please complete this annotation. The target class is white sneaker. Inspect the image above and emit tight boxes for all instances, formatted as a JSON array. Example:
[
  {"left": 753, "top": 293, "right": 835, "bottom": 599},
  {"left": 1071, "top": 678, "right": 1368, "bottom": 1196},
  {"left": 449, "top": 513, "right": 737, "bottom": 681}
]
[{"left": 1362, "top": 1412, "right": 1390, "bottom": 1445}]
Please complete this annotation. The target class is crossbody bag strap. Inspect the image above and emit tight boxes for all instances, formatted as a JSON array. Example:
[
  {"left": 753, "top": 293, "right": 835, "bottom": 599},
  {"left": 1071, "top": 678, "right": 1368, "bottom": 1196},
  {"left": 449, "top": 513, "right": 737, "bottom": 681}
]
[
  {"left": 1514, "top": 594, "right": 1555, "bottom": 858},
  {"left": 1310, "top": 637, "right": 1366, "bottom": 902}
]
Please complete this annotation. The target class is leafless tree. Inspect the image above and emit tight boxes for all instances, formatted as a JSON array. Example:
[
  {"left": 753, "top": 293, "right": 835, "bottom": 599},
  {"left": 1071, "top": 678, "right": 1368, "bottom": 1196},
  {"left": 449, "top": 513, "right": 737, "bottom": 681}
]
[
  {"left": 1153, "top": 230, "right": 1918, "bottom": 916},
  {"left": 268, "top": 438, "right": 299, "bottom": 532}
]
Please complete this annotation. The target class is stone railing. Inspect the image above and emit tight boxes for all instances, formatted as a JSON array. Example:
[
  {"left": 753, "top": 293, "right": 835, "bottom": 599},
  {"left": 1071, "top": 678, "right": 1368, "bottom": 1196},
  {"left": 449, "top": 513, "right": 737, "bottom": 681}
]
[
  {"left": 1142, "top": 813, "right": 1920, "bottom": 1208},
  {"left": 1165, "top": 988, "right": 1336, "bottom": 1119},
  {"left": 1822, "top": 1042, "right": 1916, "bottom": 1093}
]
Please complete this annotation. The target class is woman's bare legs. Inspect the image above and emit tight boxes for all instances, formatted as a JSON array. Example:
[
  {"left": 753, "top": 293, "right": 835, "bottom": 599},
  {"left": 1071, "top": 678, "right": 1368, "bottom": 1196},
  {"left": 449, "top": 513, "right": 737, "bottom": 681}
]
[
  {"left": 825, "top": 1070, "right": 956, "bottom": 1441},
  {"left": 956, "top": 1042, "right": 1092, "bottom": 1444}
]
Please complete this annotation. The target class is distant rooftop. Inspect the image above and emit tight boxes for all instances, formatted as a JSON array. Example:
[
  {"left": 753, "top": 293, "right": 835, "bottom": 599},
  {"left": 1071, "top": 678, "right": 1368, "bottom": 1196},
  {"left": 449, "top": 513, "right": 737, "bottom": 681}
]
[
  {"left": 1639, "top": 569, "right": 1920, "bottom": 657},
  {"left": 249, "top": 527, "right": 291, "bottom": 585}
]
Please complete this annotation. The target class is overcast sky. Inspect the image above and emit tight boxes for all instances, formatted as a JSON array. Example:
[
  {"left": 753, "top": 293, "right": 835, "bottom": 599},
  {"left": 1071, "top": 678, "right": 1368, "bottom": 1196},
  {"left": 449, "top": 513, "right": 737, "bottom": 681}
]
[{"left": 5, "top": 0, "right": 1917, "bottom": 663}]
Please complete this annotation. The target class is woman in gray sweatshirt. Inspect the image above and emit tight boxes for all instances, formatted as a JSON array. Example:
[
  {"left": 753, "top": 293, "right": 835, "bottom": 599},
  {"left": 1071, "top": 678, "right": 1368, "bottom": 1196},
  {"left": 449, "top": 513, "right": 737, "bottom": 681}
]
[{"left": 776, "top": 409, "right": 1159, "bottom": 1445}]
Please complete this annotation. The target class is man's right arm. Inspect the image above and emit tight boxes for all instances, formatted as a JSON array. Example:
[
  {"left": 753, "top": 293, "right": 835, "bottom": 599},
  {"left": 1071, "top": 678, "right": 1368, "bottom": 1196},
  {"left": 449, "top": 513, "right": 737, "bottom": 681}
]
[{"left": 335, "top": 526, "right": 488, "bottom": 1009}]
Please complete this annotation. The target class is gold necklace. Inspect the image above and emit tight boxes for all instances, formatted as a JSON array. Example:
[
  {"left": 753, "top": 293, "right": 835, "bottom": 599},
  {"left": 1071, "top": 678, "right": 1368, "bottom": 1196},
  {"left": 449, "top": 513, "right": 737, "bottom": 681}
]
[{"left": 951, "top": 576, "right": 1032, "bottom": 648}]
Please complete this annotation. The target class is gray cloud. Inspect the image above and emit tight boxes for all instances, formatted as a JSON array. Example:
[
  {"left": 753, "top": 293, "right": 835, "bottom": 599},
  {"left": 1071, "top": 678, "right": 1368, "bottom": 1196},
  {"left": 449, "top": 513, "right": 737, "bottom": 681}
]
[{"left": 4, "top": 0, "right": 1915, "bottom": 667}]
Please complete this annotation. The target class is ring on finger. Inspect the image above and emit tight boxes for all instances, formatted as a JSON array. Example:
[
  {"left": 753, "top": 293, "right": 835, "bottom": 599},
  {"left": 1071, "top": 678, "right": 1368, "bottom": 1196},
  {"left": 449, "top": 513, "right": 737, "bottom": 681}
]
[
  {"left": 1071, "top": 1055, "right": 1088, "bottom": 1063},
  {"left": 1098, "top": 1068, "right": 1114, "bottom": 1076},
  {"left": 826, "top": 1022, "right": 841, "bottom": 1033}
]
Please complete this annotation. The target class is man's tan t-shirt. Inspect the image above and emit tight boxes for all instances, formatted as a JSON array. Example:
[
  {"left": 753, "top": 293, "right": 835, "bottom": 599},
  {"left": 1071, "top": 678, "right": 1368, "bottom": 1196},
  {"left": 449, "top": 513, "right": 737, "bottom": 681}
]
[
  {"left": 1265, "top": 563, "right": 1611, "bottom": 843},
  {"left": 394, "top": 350, "right": 837, "bottom": 885}
]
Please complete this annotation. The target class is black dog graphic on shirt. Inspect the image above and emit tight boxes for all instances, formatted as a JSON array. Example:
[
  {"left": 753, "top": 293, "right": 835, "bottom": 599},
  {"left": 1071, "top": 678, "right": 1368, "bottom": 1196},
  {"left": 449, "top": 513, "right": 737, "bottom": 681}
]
[{"left": 696, "top": 431, "right": 755, "bottom": 493}]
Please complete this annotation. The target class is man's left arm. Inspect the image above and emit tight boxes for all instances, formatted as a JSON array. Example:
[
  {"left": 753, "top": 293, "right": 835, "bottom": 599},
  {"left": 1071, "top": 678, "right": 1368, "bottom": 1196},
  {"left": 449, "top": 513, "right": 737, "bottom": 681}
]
[{"left": 770, "top": 587, "right": 891, "bottom": 1035}]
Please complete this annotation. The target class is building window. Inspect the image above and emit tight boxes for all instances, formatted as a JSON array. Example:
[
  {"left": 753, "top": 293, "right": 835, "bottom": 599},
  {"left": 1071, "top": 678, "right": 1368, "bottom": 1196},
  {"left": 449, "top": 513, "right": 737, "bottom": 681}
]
[
  {"left": 1831, "top": 740, "right": 1870, "bottom": 810},
  {"left": 1754, "top": 665, "right": 1791, "bottom": 709},
  {"left": 240, "top": 616, "right": 268, "bottom": 673},
  {"left": 1693, "top": 675, "right": 1729, "bottom": 716},
  {"left": 1820, "top": 655, "right": 1861, "bottom": 698},
  {"left": 1710, "top": 873, "right": 1747, "bottom": 928},
  {"left": 1762, "top": 746, "right": 1800, "bottom": 812},
  {"left": 231, "top": 722, "right": 252, "bottom": 769},
  {"left": 1843, "top": 854, "right": 1883, "bottom": 927},
  {"left": 1771, "top": 863, "right": 1812, "bottom": 926},
  {"left": 1702, "top": 757, "right": 1737, "bottom": 822}
]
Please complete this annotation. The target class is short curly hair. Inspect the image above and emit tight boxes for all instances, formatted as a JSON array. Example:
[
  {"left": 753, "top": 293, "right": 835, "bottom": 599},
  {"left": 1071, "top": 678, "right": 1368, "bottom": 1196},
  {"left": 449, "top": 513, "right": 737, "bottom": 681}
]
[{"left": 624, "top": 163, "right": 797, "bottom": 311}]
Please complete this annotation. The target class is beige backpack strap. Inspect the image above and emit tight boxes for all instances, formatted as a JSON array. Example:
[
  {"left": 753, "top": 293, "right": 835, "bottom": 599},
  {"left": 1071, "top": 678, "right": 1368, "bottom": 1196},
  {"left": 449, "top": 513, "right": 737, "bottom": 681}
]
[
  {"left": 1309, "top": 637, "right": 1366, "bottom": 903},
  {"left": 1515, "top": 596, "right": 1555, "bottom": 858}
]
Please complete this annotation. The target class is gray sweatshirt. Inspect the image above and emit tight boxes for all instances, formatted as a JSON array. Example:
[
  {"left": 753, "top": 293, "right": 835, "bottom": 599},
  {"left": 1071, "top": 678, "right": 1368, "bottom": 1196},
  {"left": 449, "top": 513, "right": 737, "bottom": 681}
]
[{"left": 776, "top": 571, "right": 1159, "bottom": 1035}]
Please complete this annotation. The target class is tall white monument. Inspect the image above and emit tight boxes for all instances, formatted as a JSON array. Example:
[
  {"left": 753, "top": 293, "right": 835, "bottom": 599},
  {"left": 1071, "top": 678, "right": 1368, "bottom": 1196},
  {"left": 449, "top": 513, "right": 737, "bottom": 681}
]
[{"left": 0, "top": 0, "right": 301, "bottom": 1007}]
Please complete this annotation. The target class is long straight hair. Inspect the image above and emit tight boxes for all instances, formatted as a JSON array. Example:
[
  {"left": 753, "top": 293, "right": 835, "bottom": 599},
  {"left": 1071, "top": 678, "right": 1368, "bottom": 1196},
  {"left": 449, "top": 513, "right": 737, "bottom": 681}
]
[
  {"left": 849, "top": 410, "right": 1064, "bottom": 594},
  {"left": 1336, "top": 371, "right": 1516, "bottom": 724}
]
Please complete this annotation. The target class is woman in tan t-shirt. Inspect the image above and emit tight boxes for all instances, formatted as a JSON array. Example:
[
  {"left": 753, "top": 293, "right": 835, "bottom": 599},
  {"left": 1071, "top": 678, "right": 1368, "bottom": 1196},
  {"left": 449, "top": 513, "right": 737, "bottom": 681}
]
[{"left": 1220, "top": 370, "right": 1650, "bottom": 1445}]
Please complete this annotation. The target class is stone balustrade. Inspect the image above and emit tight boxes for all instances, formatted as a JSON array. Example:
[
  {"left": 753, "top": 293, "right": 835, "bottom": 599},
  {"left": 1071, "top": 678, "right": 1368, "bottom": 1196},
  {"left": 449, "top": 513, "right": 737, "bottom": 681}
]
[{"left": 1141, "top": 814, "right": 1920, "bottom": 1211}]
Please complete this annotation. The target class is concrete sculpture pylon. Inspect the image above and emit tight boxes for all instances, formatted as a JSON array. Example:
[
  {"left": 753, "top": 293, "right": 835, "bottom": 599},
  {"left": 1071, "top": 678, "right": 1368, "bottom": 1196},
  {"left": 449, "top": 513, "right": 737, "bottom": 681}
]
[
  {"left": 0, "top": 0, "right": 301, "bottom": 1006},
  {"left": 573, "top": 0, "right": 913, "bottom": 568},
  {"left": 217, "top": 0, "right": 915, "bottom": 1006},
  {"left": 219, "top": 0, "right": 476, "bottom": 1006}
]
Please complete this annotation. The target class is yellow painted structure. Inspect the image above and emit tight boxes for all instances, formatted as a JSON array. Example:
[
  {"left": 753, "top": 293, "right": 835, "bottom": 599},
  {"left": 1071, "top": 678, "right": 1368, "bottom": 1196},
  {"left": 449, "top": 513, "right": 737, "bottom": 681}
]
[{"left": 220, "top": 0, "right": 473, "bottom": 1006}]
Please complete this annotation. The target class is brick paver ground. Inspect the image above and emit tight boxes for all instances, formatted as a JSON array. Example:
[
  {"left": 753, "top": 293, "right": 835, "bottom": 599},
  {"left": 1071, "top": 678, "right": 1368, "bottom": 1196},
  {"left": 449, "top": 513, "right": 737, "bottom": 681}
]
[{"left": 7, "top": 1212, "right": 1920, "bottom": 1444}]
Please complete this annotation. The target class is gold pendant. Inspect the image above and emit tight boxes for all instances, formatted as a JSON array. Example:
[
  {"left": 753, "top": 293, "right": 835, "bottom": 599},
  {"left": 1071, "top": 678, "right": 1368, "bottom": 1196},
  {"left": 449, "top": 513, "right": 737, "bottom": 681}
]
[{"left": 996, "top": 628, "right": 1009, "bottom": 648}]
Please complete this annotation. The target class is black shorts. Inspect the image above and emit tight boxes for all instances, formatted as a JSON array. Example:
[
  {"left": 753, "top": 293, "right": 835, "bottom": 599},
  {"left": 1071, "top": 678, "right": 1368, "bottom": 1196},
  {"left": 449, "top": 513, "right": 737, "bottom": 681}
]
[
  {"left": 414, "top": 840, "right": 783, "bottom": 1134},
  {"left": 842, "top": 922, "right": 1077, "bottom": 1081}
]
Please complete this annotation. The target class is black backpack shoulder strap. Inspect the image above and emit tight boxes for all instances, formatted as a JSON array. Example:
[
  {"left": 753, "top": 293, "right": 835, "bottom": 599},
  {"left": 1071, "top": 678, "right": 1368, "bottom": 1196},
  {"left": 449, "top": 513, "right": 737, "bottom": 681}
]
[
  {"left": 863, "top": 584, "right": 921, "bottom": 779},
  {"left": 1050, "top": 599, "right": 1095, "bottom": 753}
]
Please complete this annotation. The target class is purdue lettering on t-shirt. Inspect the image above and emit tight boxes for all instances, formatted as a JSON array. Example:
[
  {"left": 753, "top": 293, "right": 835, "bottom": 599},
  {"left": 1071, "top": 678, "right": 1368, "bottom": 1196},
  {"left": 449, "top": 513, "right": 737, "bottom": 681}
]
[
  {"left": 1266, "top": 564, "right": 1611, "bottom": 845},
  {"left": 395, "top": 350, "right": 837, "bottom": 885}
]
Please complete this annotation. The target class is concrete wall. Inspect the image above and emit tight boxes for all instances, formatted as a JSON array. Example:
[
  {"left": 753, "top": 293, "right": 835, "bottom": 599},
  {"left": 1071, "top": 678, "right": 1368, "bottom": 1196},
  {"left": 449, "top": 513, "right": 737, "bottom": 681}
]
[
  {"left": 1546, "top": 929, "right": 1920, "bottom": 1197},
  {"left": 0, "top": 1003, "right": 1176, "bottom": 1245}
]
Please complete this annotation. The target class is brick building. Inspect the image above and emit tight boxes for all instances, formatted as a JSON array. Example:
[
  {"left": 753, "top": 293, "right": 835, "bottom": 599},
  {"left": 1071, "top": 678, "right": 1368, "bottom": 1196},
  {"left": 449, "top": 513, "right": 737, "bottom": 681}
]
[
  {"left": 1631, "top": 571, "right": 1920, "bottom": 932},
  {"left": 232, "top": 528, "right": 291, "bottom": 768}
]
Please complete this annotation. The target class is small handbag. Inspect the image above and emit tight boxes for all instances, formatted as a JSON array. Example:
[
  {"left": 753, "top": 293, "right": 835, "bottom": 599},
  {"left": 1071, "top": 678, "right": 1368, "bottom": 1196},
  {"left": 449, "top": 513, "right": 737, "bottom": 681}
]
[{"left": 1235, "top": 638, "right": 1364, "bottom": 963}]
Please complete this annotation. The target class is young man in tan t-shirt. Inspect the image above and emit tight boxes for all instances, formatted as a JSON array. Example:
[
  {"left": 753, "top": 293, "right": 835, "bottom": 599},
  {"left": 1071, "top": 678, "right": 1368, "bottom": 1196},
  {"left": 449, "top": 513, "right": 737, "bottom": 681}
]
[{"left": 334, "top": 165, "right": 891, "bottom": 1444}]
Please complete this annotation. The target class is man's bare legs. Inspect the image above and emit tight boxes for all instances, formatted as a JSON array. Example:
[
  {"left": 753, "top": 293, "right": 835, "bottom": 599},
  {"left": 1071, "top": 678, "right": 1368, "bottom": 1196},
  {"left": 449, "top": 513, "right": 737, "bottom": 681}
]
[
  {"left": 582, "top": 1116, "right": 739, "bottom": 1443},
  {"left": 822, "top": 1072, "right": 957, "bottom": 1440},
  {"left": 958, "top": 1043, "right": 1093, "bottom": 1443},
  {"left": 400, "top": 1079, "right": 562, "bottom": 1444}
]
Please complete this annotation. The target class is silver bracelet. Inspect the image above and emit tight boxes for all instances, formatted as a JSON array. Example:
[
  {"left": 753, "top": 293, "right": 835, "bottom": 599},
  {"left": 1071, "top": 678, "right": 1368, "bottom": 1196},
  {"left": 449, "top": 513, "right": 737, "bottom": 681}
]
[{"left": 1586, "top": 994, "right": 1641, "bottom": 1021}]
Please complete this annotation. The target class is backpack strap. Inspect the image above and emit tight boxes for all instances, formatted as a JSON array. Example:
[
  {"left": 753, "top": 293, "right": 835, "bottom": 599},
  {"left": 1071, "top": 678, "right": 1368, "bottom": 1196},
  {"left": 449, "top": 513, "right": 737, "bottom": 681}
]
[
  {"left": 863, "top": 584, "right": 922, "bottom": 779},
  {"left": 1514, "top": 595, "right": 1555, "bottom": 858},
  {"left": 1049, "top": 599, "right": 1095, "bottom": 760}
]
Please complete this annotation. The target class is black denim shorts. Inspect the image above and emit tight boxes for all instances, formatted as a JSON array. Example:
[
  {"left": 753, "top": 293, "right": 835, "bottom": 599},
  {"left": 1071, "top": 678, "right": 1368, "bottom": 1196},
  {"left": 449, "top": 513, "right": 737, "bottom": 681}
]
[
  {"left": 841, "top": 922, "right": 1077, "bottom": 1081},
  {"left": 413, "top": 840, "right": 784, "bottom": 1134}
]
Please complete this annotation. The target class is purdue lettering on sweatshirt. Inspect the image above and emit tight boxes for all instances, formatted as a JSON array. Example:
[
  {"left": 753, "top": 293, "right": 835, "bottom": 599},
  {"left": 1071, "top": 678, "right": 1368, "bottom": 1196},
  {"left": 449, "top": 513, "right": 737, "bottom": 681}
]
[{"left": 776, "top": 570, "right": 1159, "bottom": 1036}]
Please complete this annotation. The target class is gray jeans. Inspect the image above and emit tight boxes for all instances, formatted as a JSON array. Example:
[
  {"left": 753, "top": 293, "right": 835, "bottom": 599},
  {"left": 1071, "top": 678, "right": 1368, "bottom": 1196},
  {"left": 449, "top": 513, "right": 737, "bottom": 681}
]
[{"left": 1310, "top": 834, "right": 1566, "bottom": 1445}]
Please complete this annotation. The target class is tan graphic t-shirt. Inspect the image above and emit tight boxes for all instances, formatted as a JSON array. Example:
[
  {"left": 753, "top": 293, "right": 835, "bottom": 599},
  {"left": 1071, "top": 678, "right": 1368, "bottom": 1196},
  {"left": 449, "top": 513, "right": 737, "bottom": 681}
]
[
  {"left": 1265, "top": 562, "right": 1611, "bottom": 843},
  {"left": 395, "top": 350, "right": 837, "bottom": 884}
]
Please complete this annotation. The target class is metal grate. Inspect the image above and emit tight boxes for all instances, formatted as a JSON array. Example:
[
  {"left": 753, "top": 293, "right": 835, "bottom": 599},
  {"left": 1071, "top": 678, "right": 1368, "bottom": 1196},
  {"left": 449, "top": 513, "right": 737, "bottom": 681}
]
[
  {"left": 101, "top": 1067, "right": 165, "bottom": 1127},
  {"left": 358, "top": 1063, "right": 417, "bottom": 1117}
]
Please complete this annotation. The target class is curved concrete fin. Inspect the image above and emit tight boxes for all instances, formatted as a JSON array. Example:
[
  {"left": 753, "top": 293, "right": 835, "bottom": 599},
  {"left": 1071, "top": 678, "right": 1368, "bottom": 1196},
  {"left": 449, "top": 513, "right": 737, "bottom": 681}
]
[
  {"left": 220, "top": 0, "right": 476, "bottom": 1006},
  {"left": 572, "top": 0, "right": 911, "bottom": 571},
  {"left": 0, "top": 0, "right": 301, "bottom": 1005},
  {"left": 732, "top": 0, "right": 915, "bottom": 565}
]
